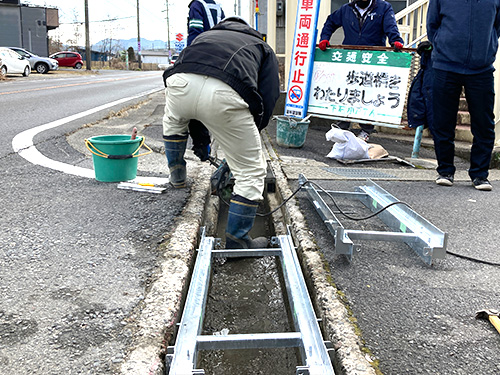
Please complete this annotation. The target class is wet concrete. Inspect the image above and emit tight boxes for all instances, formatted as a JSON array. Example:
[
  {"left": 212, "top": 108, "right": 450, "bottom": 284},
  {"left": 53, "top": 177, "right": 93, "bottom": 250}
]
[{"left": 199, "top": 256, "right": 298, "bottom": 374}]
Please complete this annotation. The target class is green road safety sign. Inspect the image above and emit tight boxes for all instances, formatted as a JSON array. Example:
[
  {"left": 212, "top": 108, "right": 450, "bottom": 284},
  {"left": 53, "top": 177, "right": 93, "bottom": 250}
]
[{"left": 308, "top": 47, "right": 414, "bottom": 126}]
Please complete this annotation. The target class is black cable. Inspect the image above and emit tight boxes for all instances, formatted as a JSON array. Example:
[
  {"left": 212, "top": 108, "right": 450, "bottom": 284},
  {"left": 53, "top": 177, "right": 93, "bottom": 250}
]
[
  {"left": 305, "top": 180, "right": 413, "bottom": 221},
  {"left": 446, "top": 250, "right": 500, "bottom": 267},
  {"left": 221, "top": 179, "right": 411, "bottom": 220},
  {"left": 217, "top": 182, "right": 305, "bottom": 217},
  {"left": 255, "top": 180, "right": 310, "bottom": 217}
]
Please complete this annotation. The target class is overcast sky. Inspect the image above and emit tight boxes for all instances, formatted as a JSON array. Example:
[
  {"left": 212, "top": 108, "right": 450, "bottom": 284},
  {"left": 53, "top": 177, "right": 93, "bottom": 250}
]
[{"left": 23, "top": 0, "right": 252, "bottom": 45}]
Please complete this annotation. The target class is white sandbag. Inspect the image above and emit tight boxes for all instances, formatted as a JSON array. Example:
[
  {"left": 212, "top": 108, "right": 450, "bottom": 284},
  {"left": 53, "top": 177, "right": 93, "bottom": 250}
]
[{"left": 325, "top": 126, "right": 370, "bottom": 160}]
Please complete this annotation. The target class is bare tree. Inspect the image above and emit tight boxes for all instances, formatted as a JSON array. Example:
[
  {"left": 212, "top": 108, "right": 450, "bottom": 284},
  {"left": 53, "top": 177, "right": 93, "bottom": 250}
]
[
  {"left": 48, "top": 36, "right": 63, "bottom": 55},
  {"left": 66, "top": 9, "right": 82, "bottom": 50},
  {"left": 96, "top": 15, "right": 125, "bottom": 65}
]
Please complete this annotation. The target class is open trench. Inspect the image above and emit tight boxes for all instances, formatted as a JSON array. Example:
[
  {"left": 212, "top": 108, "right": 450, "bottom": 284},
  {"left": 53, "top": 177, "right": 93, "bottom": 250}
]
[
  {"left": 197, "top": 196, "right": 299, "bottom": 374},
  {"left": 166, "top": 178, "right": 308, "bottom": 374}
]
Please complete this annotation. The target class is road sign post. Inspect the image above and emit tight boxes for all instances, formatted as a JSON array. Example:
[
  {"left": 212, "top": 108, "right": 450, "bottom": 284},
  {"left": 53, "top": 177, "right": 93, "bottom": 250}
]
[{"left": 284, "top": 0, "right": 321, "bottom": 119}]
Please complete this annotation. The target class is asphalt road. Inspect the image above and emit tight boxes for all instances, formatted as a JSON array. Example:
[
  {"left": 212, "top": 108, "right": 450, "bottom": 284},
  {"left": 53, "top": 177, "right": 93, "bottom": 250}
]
[
  {"left": 1, "top": 69, "right": 163, "bottom": 154},
  {"left": 0, "top": 70, "right": 189, "bottom": 374}
]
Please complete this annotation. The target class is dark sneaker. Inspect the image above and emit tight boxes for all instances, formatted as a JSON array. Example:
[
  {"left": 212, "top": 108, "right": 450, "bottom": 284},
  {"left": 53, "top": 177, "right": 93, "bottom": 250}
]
[
  {"left": 472, "top": 178, "right": 492, "bottom": 191},
  {"left": 436, "top": 175, "right": 454, "bottom": 186}
]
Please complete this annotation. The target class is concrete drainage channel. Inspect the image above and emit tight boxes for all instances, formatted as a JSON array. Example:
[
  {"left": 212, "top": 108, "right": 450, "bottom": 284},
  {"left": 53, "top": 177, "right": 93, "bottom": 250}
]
[
  {"left": 172, "top": 193, "right": 301, "bottom": 374},
  {"left": 120, "top": 141, "right": 376, "bottom": 375}
]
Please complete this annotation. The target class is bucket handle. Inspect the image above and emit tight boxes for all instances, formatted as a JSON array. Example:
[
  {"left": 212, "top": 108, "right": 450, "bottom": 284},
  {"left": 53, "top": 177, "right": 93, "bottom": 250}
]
[
  {"left": 85, "top": 136, "right": 153, "bottom": 159},
  {"left": 273, "top": 115, "right": 311, "bottom": 129}
]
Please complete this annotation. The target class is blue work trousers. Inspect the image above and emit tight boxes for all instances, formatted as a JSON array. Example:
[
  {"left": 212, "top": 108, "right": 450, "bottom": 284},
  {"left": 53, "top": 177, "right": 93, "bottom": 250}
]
[{"left": 432, "top": 69, "right": 495, "bottom": 180}]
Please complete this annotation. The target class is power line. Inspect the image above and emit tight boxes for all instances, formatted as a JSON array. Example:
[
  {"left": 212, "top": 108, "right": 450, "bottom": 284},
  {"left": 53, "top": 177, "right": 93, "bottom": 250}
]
[{"left": 60, "top": 16, "right": 135, "bottom": 25}]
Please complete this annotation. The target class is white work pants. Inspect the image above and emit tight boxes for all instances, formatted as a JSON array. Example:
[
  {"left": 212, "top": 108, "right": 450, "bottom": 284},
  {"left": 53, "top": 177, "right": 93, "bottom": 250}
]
[{"left": 163, "top": 73, "right": 267, "bottom": 202}]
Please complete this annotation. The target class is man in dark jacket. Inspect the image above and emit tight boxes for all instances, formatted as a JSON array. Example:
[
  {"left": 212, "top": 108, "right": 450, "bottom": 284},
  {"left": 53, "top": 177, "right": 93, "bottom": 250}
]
[
  {"left": 163, "top": 17, "right": 280, "bottom": 249},
  {"left": 427, "top": 0, "right": 500, "bottom": 191},
  {"left": 318, "top": 0, "right": 404, "bottom": 141}
]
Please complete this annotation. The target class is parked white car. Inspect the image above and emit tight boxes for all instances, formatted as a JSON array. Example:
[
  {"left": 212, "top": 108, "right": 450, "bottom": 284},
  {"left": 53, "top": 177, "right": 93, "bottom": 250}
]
[
  {"left": 8, "top": 47, "right": 58, "bottom": 74},
  {"left": 0, "top": 47, "right": 31, "bottom": 77}
]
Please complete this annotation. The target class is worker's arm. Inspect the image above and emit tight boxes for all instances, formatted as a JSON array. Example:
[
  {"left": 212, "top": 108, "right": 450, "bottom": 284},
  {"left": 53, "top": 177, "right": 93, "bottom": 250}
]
[
  {"left": 319, "top": 11, "right": 342, "bottom": 45},
  {"left": 257, "top": 52, "right": 281, "bottom": 131},
  {"left": 383, "top": 7, "right": 404, "bottom": 45},
  {"left": 187, "top": 2, "right": 207, "bottom": 46}
]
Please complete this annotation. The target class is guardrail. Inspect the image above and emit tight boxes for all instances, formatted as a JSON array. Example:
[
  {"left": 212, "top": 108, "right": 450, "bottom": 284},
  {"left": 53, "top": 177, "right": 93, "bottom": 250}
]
[{"left": 395, "top": 0, "right": 429, "bottom": 48}]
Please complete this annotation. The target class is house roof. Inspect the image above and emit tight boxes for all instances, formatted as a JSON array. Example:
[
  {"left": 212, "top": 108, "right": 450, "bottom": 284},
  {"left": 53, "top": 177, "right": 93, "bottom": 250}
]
[{"left": 140, "top": 50, "right": 170, "bottom": 57}]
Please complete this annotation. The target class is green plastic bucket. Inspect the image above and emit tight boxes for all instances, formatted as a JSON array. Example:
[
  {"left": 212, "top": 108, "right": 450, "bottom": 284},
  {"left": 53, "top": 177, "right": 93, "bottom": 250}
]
[
  {"left": 85, "top": 135, "right": 151, "bottom": 182},
  {"left": 275, "top": 116, "right": 310, "bottom": 148}
]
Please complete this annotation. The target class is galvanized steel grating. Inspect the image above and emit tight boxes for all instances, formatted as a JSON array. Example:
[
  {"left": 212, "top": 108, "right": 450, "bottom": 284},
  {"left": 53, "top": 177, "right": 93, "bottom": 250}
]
[
  {"left": 299, "top": 174, "right": 447, "bottom": 265},
  {"left": 165, "top": 228, "right": 336, "bottom": 375},
  {"left": 322, "top": 167, "right": 398, "bottom": 179}
]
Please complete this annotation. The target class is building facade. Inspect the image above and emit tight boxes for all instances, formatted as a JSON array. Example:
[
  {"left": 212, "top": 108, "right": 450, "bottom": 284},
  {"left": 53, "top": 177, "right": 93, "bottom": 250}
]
[{"left": 0, "top": 0, "right": 59, "bottom": 56}]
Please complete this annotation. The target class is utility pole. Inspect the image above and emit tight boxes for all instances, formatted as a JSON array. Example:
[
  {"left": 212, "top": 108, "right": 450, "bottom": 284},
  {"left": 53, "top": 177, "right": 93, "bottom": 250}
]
[
  {"left": 136, "top": 0, "right": 142, "bottom": 69},
  {"left": 84, "top": 0, "right": 91, "bottom": 70},
  {"left": 166, "top": 0, "right": 170, "bottom": 53}
]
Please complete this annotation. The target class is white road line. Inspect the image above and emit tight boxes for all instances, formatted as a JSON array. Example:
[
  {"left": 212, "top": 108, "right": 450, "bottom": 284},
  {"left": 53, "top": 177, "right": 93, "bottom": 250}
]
[{"left": 12, "top": 89, "right": 161, "bottom": 179}]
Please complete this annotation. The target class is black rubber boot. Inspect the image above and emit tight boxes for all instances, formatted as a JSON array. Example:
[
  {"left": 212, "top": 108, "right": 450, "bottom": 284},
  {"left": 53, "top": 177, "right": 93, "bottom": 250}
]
[
  {"left": 225, "top": 194, "right": 268, "bottom": 249},
  {"left": 163, "top": 134, "right": 188, "bottom": 188}
]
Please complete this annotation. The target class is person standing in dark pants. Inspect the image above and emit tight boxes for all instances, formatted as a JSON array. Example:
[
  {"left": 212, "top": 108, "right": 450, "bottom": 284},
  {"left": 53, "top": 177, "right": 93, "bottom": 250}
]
[
  {"left": 185, "top": 0, "right": 226, "bottom": 162},
  {"left": 427, "top": 0, "right": 500, "bottom": 191}
]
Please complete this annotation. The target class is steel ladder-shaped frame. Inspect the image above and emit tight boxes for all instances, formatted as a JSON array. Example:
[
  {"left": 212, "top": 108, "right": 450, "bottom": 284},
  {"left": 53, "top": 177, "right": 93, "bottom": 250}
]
[
  {"left": 165, "top": 227, "right": 336, "bottom": 375},
  {"left": 298, "top": 174, "right": 447, "bottom": 265}
]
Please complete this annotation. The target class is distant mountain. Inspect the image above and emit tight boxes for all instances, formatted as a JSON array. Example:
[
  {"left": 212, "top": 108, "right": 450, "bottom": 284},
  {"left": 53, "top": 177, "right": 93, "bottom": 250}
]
[{"left": 92, "top": 38, "right": 172, "bottom": 51}]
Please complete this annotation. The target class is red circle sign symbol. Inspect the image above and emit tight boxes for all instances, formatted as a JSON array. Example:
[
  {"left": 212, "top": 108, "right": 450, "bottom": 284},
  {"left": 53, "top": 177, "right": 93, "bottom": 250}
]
[{"left": 288, "top": 86, "right": 303, "bottom": 104}]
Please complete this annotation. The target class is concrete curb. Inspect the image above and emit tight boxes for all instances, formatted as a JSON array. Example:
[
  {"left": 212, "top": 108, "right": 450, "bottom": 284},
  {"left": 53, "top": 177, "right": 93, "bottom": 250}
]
[
  {"left": 262, "top": 132, "right": 377, "bottom": 375},
  {"left": 120, "top": 161, "right": 212, "bottom": 375}
]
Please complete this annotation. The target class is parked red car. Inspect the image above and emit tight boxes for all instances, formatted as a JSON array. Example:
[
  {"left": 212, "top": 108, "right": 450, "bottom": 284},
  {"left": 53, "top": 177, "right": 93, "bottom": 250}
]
[{"left": 49, "top": 51, "right": 83, "bottom": 69}]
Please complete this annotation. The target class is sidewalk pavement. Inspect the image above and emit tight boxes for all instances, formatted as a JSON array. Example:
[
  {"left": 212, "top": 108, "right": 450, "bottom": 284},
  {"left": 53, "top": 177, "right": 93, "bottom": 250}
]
[
  {"left": 69, "top": 90, "right": 500, "bottom": 374},
  {"left": 264, "top": 116, "right": 500, "bottom": 375},
  {"left": 265, "top": 116, "right": 500, "bottom": 183}
]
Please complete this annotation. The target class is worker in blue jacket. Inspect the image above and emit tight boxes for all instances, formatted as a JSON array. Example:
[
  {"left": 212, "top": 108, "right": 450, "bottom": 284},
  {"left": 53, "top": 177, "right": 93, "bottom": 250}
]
[
  {"left": 187, "top": 0, "right": 225, "bottom": 46},
  {"left": 318, "top": 0, "right": 404, "bottom": 142},
  {"left": 427, "top": 0, "right": 500, "bottom": 191}
]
